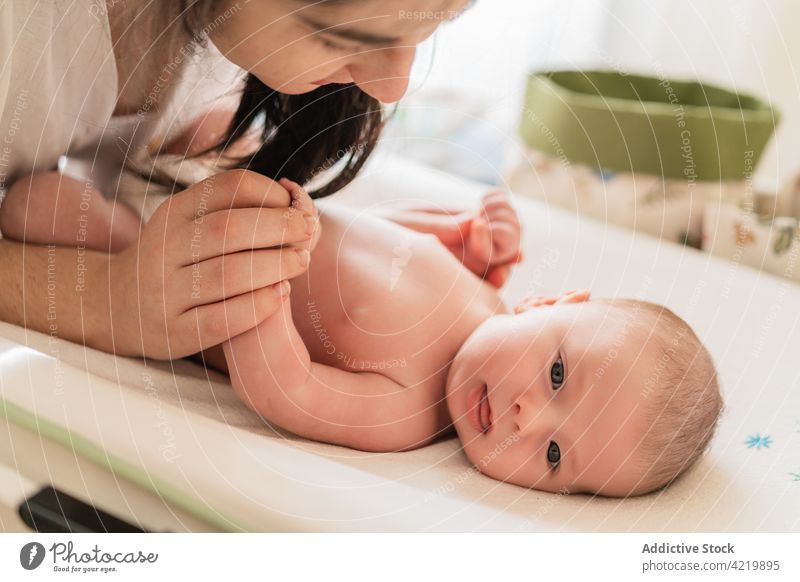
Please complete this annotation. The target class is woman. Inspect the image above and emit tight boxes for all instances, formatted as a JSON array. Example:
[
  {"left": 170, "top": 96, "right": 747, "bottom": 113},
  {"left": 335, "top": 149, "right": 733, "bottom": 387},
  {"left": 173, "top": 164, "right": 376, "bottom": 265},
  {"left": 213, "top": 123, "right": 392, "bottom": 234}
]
[{"left": 0, "top": 0, "right": 472, "bottom": 359}]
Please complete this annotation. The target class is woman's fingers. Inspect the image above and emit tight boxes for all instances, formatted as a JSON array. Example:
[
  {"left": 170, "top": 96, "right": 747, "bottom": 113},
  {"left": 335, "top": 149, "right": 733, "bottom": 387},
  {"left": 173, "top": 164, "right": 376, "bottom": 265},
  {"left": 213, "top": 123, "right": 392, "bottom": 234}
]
[
  {"left": 180, "top": 281, "right": 292, "bottom": 350},
  {"left": 176, "top": 206, "right": 313, "bottom": 264},
  {"left": 175, "top": 247, "right": 310, "bottom": 307},
  {"left": 172, "top": 169, "right": 293, "bottom": 221}
]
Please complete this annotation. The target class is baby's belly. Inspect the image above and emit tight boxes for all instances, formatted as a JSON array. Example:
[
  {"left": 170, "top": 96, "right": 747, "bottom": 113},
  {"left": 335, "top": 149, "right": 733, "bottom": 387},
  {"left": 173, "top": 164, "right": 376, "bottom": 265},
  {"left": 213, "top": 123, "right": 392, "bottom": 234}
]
[{"left": 289, "top": 205, "right": 502, "bottom": 386}]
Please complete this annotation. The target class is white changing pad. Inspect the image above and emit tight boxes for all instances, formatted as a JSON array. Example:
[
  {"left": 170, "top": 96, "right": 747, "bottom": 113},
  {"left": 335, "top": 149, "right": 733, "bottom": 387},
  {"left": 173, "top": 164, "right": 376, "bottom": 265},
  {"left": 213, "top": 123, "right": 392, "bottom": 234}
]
[{"left": 1, "top": 154, "right": 799, "bottom": 532}]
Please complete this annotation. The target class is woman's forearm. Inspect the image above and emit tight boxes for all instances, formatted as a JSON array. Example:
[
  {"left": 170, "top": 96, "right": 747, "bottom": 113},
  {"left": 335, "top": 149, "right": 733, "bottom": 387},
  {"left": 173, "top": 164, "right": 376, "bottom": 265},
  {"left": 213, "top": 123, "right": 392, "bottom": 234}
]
[
  {"left": 0, "top": 170, "right": 319, "bottom": 359},
  {"left": 0, "top": 238, "right": 115, "bottom": 351}
]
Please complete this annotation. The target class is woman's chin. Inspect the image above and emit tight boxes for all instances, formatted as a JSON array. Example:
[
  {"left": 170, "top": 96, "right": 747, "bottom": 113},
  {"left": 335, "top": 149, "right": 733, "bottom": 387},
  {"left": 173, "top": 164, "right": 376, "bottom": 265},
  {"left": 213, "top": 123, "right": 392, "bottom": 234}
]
[{"left": 248, "top": 73, "right": 317, "bottom": 95}]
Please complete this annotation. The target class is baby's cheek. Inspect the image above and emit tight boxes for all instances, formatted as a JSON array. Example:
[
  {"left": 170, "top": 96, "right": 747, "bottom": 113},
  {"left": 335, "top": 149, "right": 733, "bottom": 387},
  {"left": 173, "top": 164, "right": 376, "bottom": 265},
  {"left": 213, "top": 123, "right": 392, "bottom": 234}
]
[{"left": 459, "top": 438, "right": 509, "bottom": 480}]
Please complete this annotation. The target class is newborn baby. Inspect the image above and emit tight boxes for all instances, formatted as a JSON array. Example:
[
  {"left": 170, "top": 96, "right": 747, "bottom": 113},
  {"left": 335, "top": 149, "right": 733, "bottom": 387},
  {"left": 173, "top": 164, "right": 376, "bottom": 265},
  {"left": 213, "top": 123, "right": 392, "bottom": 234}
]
[
  {"left": 1, "top": 127, "right": 722, "bottom": 499},
  {"left": 204, "top": 179, "right": 723, "bottom": 498}
]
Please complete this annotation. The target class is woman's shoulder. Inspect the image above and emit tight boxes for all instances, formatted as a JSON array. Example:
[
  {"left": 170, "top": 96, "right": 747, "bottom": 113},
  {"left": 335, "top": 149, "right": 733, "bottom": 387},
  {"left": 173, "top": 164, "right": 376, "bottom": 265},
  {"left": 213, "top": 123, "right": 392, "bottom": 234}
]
[
  {"left": 0, "top": 0, "right": 119, "bottom": 182},
  {"left": 0, "top": 3, "right": 13, "bottom": 111}
]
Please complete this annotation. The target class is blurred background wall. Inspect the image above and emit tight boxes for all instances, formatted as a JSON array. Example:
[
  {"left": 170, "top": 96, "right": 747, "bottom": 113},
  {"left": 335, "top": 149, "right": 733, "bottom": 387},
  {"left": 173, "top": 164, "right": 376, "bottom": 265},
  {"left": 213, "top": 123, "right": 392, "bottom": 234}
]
[{"left": 389, "top": 0, "right": 799, "bottom": 188}]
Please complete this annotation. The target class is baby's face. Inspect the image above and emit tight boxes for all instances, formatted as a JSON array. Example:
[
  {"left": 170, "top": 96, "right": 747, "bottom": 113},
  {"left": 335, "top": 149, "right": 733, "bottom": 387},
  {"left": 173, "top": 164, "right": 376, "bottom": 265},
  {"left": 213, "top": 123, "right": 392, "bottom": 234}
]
[{"left": 446, "top": 292, "right": 656, "bottom": 496}]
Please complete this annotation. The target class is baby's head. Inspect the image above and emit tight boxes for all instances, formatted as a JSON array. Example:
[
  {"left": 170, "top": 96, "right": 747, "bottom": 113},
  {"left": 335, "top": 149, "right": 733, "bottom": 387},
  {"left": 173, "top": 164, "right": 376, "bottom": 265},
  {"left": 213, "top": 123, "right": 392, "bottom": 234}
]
[{"left": 445, "top": 290, "right": 722, "bottom": 497}]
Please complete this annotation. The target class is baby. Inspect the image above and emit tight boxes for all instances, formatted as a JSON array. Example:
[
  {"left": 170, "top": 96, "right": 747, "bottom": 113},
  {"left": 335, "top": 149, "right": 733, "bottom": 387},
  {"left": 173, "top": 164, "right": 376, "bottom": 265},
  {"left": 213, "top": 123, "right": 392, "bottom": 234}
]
[
  {"left": 0, "top": 125, "right": 722, "bottom": 499},
  {"left": 206, "top": 182, "right": 723, "bottom": 497}
]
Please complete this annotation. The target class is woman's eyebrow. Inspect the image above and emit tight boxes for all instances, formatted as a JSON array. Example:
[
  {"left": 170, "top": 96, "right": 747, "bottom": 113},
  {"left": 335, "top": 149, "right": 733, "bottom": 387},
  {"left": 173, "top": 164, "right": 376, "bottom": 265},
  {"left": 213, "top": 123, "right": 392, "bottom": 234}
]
[
  {"left": 297, "top": 14, "right": 402, "bottom": 45},
  {"left": 296, "top": 0, "right": 478, "bottom": 45}
]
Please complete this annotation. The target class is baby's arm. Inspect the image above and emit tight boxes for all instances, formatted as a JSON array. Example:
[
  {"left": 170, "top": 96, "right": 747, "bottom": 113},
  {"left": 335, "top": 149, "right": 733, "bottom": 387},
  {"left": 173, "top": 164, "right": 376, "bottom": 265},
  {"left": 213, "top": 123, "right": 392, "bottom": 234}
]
[
  {"left": 378, "top": 191, "right": 523, "bottom": 287},
  {"left": 223, "top": 177, "right": 433, "bottom": 451},
  {"left": 222, "top": 297, "right": 440, "bottom": 452}
]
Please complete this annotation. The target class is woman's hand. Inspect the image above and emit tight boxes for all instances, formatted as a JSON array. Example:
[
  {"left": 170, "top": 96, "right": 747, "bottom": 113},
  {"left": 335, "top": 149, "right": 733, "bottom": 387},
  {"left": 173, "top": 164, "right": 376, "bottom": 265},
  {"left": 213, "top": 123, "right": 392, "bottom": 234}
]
[{"left": 104, "top": 169, "right": 316, "bottom": 359}]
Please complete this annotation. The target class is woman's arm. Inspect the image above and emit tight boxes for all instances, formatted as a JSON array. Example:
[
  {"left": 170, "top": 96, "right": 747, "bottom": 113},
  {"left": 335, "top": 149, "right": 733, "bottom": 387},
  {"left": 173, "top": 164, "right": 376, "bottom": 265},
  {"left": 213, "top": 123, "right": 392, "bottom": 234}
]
[
  {"left": 0, "top": 170, "right": 315, "bottom": 358},
  {"left": 0, "top": 238, "right": 116, "bottom": 349}
]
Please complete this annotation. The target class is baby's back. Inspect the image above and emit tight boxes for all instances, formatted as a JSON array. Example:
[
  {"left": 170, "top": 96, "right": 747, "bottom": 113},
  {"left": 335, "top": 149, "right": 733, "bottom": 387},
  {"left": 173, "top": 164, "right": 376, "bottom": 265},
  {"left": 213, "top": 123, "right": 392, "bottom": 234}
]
[{"left": 289, "top": 204, "right": 507, "bottom": 391}]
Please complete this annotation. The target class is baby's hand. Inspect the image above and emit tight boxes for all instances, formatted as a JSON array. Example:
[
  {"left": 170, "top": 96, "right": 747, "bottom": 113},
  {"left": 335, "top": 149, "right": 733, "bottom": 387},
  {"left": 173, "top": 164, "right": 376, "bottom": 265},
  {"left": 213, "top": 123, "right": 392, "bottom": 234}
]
[
  {"left": 514, "top": 290, "right": 591, "bottom": 313},
  {"left": 463, "top": 191, "right": 523, "bottom": 288},
  {"left": 279, "top": 178, "right": 321, "bottom": 253}
]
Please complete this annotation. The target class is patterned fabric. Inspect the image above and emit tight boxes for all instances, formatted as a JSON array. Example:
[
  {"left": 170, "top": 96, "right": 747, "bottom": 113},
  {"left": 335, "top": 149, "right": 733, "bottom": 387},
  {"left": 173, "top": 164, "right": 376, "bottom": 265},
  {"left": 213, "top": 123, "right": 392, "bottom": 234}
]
[
  {"left": 505, "top": 148, "right": 746, "bottom": 248},
  {"left": 702, "top": 201, "right": 800, "bottom": 282}
]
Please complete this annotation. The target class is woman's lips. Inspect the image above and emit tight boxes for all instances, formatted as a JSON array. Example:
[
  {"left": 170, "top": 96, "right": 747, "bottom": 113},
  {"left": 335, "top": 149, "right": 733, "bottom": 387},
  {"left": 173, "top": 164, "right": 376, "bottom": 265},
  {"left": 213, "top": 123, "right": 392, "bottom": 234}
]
[{"left": 468, "top": 384, "right": 492, "bottom": 434}]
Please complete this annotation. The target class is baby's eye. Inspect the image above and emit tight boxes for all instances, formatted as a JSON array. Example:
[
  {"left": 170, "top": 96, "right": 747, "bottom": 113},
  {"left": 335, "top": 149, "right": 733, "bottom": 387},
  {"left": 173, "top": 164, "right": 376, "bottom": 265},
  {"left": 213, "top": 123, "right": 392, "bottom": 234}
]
[
  {"left": 550, "top": 356, "right": 565, "bottom": 389},
  {"left": 547, "top": 440, "right": 561, "bottom": 468}
]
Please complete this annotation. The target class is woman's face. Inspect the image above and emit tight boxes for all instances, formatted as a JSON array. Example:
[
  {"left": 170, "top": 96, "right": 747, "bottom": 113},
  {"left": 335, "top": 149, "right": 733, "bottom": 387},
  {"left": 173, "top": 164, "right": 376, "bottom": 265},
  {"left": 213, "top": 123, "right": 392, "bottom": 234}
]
[{"left": 208, "top": 0, "right": 473, "bottom": 103}]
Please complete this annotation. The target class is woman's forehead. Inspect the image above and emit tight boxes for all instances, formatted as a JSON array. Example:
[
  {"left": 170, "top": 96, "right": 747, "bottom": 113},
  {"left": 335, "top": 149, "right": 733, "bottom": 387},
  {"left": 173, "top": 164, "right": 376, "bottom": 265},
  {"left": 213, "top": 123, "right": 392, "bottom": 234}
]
[{"left": 298, "top": 0, "right": 473, "bottom": 25}]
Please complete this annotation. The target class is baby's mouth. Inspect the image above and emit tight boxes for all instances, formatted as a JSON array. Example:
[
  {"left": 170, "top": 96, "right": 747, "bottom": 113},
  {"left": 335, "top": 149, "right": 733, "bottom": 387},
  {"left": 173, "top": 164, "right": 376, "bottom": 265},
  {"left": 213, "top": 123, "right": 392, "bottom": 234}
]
[{"left": 478, "top": 385, "right": 493, "bottom": 433}]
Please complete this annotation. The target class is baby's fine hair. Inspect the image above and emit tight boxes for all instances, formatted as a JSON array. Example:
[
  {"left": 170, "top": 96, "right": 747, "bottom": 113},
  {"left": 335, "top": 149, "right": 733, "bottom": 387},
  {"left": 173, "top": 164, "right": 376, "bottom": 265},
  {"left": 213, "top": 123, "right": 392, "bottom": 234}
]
[{"left": 602, "top": 299, "right": 723, "bottom": 496}]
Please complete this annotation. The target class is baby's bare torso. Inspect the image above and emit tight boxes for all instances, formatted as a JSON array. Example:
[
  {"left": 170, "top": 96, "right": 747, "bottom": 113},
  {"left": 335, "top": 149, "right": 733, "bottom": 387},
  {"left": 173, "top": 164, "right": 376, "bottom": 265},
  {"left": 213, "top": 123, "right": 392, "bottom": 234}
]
[{"left": 289, "top": 204, "right": 508, "bottom": 393}]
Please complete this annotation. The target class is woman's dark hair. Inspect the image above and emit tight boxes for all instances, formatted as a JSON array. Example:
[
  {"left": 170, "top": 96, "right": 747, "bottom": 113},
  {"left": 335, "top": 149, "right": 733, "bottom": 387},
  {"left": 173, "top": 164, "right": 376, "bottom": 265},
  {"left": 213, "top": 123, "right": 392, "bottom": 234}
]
[
  {"left": 220, "top": 76, "right": 384, "bottom": 199},
  {"left": 178, "top": 1, "right": 385, "bottom": 199}
]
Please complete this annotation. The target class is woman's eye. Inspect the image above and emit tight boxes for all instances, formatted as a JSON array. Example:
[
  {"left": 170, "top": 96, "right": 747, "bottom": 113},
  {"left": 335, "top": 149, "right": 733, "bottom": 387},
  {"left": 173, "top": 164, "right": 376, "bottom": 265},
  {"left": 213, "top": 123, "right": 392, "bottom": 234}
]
[
  {"left": 319, "top": 37, "right": 355, "bottom": 52},
  {"left": 547, "top": 440, "right": 561, "bottom": 468},
  {"left": 550, "top": 356, "right": 565, "bottom": 389}
]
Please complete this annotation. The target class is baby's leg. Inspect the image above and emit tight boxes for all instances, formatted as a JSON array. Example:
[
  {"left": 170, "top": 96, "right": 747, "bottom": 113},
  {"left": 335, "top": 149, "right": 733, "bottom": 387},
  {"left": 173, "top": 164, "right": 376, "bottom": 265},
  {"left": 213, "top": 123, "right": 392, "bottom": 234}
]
[{"left": 0, "top": 171, "right": 141, "bottom": 253}]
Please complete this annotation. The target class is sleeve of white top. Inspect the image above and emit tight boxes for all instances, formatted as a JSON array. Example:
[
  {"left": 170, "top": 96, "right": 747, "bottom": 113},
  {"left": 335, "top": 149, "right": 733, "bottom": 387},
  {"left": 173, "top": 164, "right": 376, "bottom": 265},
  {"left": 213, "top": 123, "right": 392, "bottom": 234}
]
[{"left": 0, "top": 2, "right": 14, "bottom": 121}]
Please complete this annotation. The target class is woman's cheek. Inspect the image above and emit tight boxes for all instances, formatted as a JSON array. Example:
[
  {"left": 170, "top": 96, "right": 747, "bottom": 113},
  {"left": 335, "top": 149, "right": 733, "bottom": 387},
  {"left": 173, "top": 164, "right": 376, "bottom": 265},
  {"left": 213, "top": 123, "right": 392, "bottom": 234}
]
[{"left": 277, "top": 49, "right": 331, "bottom": 86}]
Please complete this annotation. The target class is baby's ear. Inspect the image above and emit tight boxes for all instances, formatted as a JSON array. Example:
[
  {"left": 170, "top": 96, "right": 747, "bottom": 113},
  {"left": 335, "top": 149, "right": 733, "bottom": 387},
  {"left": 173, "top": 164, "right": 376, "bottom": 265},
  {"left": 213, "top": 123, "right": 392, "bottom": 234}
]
[{"left": 514, "top": 289, "right": 591, "bottom": 314}]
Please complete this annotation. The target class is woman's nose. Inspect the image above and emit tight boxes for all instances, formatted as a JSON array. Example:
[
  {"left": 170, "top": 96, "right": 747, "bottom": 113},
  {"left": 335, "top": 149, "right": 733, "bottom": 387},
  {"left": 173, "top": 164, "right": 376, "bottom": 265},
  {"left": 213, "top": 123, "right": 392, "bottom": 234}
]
[{"left": 352, "top": 46, "right": 416, "bottom": 103}]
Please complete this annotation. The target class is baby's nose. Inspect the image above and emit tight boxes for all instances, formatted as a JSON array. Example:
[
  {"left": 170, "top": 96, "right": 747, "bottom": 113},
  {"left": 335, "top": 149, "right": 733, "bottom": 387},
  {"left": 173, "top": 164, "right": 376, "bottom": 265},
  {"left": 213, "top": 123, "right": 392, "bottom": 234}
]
[
  {"left": 513, "top": 397, "right": 540, "bottom": 436},
  {"left": 513, "top": 389, "right": 557, "bottom": 436}
]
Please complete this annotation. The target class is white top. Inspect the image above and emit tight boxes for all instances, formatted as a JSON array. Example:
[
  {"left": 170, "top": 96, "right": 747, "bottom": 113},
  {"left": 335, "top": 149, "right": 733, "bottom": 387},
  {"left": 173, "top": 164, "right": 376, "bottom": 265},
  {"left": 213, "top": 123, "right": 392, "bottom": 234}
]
[{"left": 0, "top": 0, "right": 245, "bottom": 202}]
